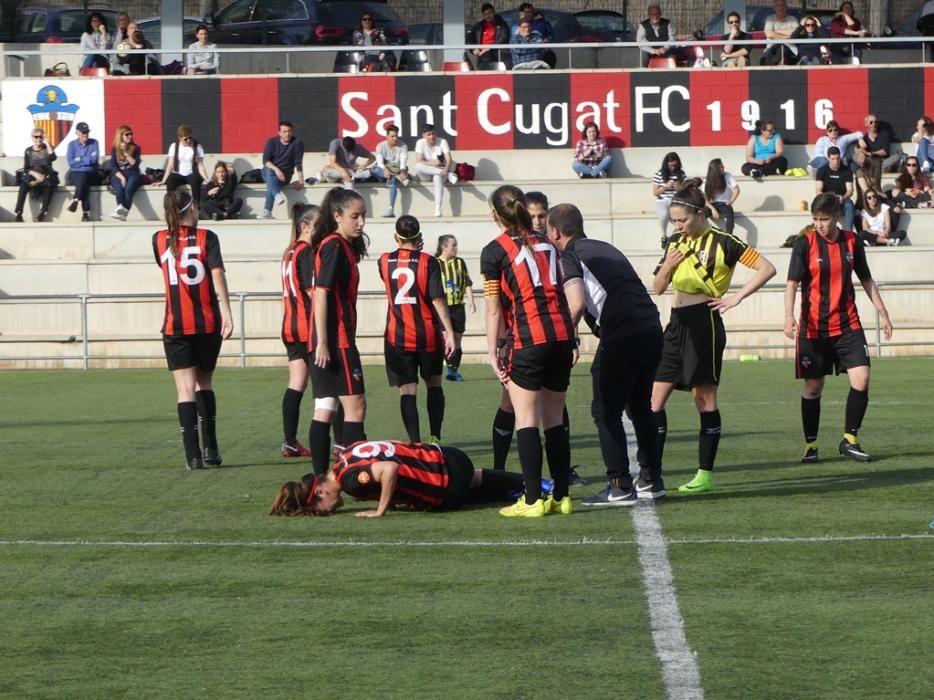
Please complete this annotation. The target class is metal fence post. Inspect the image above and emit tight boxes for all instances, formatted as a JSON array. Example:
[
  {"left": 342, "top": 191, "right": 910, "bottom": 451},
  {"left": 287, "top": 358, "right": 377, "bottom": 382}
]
[
  {"left": 80, "top": 294, "right": 89, "bottom": 370},
  {"left": 239, "top": 292, "right": 247, "bottom": 368}
]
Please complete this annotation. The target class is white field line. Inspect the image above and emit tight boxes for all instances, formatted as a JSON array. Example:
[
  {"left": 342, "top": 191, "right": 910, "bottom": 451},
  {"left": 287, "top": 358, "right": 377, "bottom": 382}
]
[
  {"left": 624, "top": 416, "right": 704, "bottom": 700},
  {"left": 0, "top": 534, "right": 930, "bottom": 549}
]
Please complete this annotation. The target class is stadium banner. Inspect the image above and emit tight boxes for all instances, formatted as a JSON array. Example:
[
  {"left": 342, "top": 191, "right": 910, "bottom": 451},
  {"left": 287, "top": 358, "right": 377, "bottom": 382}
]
[{"left": 2, "top": 67, "right": 927, "bottom": 156}]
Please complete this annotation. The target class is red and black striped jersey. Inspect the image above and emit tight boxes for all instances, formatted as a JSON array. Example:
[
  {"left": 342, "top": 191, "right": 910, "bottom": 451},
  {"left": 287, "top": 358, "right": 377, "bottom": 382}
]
[
  {"left": 378, "top": 248, "right": 445, "bottom": 352},
  {"left": 787, "top": 228, "right": 871, "bottom": 338},
  {"left": 281, "top": 240, "right": 314, "bottom": 344},
  {"left": 480, "top": 230, "right": 574, "bottom": 349},
  {"left": 310, "top": 233, "right": 360, "bottom": 351},
  {"left": 152, "top": 226, "right": 224, "bottom": 336},
  {"left": 333, "top": 440, "right": 450, "bottom": 510}
]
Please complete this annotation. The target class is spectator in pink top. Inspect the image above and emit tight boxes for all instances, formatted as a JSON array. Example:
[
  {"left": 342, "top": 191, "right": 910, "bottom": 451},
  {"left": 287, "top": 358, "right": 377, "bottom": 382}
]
[{"left": 572, "top": 122, "right": 611, "bottom": 179}]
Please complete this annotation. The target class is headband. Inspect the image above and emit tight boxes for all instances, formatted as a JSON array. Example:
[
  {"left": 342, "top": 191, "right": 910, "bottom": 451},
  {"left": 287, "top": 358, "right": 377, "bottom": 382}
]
[
  {"left": 179, "top": 198, "right": 193, "bottom": 214},
  {"left": 670, "top": 198, "right": 703, "bottom": 212}
]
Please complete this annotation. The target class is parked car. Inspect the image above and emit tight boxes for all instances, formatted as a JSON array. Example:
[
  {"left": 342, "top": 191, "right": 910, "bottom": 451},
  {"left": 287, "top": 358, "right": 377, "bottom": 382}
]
[
  {"left": 14, "top": 5, "right": 118, "bottom": 43},
  {"left": 698, "top": 6, "right": 801, "bottom": 43},
  {"left": 207, "top": 0, "right": 408, "bottom": 45},
  {"left": 497, "top": 7, "right": 605, "bottom": 44},
  {"left": 136, "top": 16, "right": 202, "bottom": 48},
  {"left": 574, "top": 10, "right": 634, "bottom": 42}
]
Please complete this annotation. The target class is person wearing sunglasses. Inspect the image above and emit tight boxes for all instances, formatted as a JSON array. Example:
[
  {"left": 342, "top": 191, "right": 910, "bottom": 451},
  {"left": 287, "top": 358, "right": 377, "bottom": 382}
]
[
  {"left": 891, "top": 159, "right": 932, "bottom": 209},
  {"left": 859, "top": 188, "right": 906, "bottom": 247},
  {"left": 13, "top": 128, "right": 58, "bottom": 223},
  {"left": 791, "top": 15, "right": 829, "bottom": 65},
  {"left": 720, "top": 12, "right": 751, "bottom": 68},
  {"left": 808, "top": 119, "right": 863, "bottom": 174},
  {"left": 855, "top": 113, "right": 898, "bottom": 190},
  {"left": 353, "top": 12, "right": 396, "bottom": 71}
]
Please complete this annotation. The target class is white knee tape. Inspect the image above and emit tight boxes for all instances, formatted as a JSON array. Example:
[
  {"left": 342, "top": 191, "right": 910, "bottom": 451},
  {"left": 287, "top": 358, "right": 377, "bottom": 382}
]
[{"left": 314, "top": 397, "right": 339, "bottom": 412}]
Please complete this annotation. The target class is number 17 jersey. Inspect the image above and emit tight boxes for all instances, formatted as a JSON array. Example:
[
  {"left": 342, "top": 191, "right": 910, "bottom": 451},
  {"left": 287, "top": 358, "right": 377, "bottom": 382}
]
[
  {"left": 480, "top": 230, "right": 573, "bottom": 349},
  {"left": 152, "top": 227, "right": 224, "bottom": 335}
]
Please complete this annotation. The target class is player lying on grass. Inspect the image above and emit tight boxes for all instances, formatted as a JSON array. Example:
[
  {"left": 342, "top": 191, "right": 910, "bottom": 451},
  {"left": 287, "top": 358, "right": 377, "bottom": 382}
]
[{"left": 269, "top": 440, "right": 536, "bottom": 517}]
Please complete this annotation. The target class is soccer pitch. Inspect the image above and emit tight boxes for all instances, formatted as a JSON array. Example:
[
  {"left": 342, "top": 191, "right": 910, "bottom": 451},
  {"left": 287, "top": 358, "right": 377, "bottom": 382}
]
[{"left": 1, "top": 359, "right": 932, "bottom": 698}]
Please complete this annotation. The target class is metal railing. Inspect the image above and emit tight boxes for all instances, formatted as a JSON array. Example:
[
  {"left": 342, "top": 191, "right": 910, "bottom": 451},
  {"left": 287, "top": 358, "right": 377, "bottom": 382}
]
[{"left": 1, "top": 280, "right": 932, "bottom": 368}]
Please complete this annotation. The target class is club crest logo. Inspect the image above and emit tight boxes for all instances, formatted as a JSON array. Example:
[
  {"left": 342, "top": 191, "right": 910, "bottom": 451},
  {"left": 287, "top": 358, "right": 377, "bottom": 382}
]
[
  {"left": 352, "top": 368, "right": 363, "bottom": 382},
  {"left": 27, "top": 85, "right": 79, "bottom": 150},
  {"left": 800, "top": 355, "right": 813, "bottom": 369},
  {"left": 844, "top": 251, "right": 854, "bottom": 263},
  {"left": 696, "top": 249, "right": 709, "bottom": 265}
]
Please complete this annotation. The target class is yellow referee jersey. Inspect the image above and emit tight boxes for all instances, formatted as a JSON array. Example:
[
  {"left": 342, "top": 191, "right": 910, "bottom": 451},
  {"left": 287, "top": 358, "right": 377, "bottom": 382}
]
[{"left": 438, "top": 255, "right": 472, "bottom": 306}]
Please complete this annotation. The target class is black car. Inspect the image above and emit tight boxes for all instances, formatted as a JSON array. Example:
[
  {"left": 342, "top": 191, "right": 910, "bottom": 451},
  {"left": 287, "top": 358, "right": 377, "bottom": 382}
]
[
  {"left": 14, "top": 5, "right": 118, "bottom": 43},
  {"left": 497, "top": 7, "right": 605, "bottom": 44},
  {"left": 574, "top": 10, "right": 634, "bottom": 42},
  {"left": 207, "top": 0, "right": 408, "bottom": 45},
  {"left": 136, "top": 16, "right": 202, "bottom": 47}
]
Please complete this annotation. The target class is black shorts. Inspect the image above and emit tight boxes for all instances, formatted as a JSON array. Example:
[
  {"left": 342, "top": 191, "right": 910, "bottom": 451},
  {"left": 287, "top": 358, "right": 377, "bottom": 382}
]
[
  {"left": 283, "top": 340, "right": 308, "bottom": 362},
  {"left": 502, "top": 340, "right": 574, "bottom": 392},
  {"left": 163, "top": 333, "right": 222, "bottom": 372},
  {"left": 796, "top": 330, "right": 870, "bottom": 379},
  {"left": 449, "top": 305, "right": 466, "bottom": 334},
  {"left": 440, "top": 446, "right": 475, "bottom": 508},
  {"left": 655, "top": 302, "right": 726, "bottom": 390},
  {"left": 308, "top": 345, "right": 366, "bottom": 397},
  {"left": 384, "top": 340, "right": 444, "bottom": 387}
]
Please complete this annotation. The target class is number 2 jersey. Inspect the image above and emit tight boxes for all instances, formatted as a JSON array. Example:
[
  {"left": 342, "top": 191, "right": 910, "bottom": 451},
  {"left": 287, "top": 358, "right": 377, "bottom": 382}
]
[
  {"left": 152, "top": 226, "right": 224, "bottom": 335},
  {"left": 378, "top": 248, "right": 445, "bottom": 352},
  {"left": 480, "top": 230, "right": 573, "bottom": 349}
]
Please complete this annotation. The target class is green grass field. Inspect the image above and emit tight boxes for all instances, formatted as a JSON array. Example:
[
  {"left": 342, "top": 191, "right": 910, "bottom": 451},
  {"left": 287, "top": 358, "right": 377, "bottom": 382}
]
[{"left": 1, "top": 358, "right": 933, "bottom": 698}]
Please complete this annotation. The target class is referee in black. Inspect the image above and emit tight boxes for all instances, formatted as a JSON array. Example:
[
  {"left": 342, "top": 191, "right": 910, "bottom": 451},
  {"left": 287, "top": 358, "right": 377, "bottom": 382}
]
[{"left": 546, "top": 203, "right": 666, "bottom": 504}]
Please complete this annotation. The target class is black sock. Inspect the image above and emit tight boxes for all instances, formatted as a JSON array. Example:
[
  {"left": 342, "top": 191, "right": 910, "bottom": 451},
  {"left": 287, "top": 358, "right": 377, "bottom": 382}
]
[
  {"left": 449, "top": 348, "right": 463, "bottom": 372},
  {"left": 343, "top": 421, "right": 366, "bottom": 445},
  {"left": 195, "top": 390, "right": 217, "bottom": 451},
  {"left": 492, "top": 408, "right": 515, "bottom": 470},
  {"left": 654, "top": 409, "right": 668, "bottom": 464},
  {"left": 562, "top": 405, "right": 570, "bottom": 433},
  {"left": 544, "top": 425, "right": 571, "bottom": 500},
  {"left": 427, "top": 386, "right": 444, "bottom": 438},
  {"left": 309, "top": 420, "right": 332, "bottom": 476},
  {"left": 698, "top": 410, "right": 721, "bottom": 472},
  {"left": 333, "top": 403, "right": 345, "bottom": 445},
  {"left": 801, "top": 396, "right": 821, "bottom": 443},
  {"left": 845, "top": 388, "right": 869, "bottom": 437},
  {"left": 516, "top": 427, "right": 543, "bottom": 504},
  {"left": 177, "top": 401, "right": 200, "bottom": 461},
  {"left": 474, "top": 469, "right": 525, "bottom": 502},
  {"left": 400, "top": 394, "right": 420, "bottom": 443},
  {"left": 282, "top": 388, "right": 303, "bottom": 444}
]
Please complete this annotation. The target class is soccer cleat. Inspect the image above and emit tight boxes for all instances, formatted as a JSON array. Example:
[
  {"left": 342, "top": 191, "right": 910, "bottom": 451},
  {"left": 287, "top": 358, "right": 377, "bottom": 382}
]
[
  {"left": 568, "top": 465, "right": 589, "bottom": 486},
  {"left": 544, "top": 495, "right": 573, "bottom": 515},
  {"left": 186, "top": 456, "right": 204, "bottom": 471},
  {"left": 203, "top": 447, "right": 223, "bottom": 466},
  {"left": 677, "top": 470, "right": 714, "bottom": 494},
  {"left": 839, "top": 439, "right": 872, "bottom": 462},
  {"left": 282, "top": 441, "right": 311, "bottom": 458},
  {"left": 429, "top": 435, "right": 443, "bottom": 445},
  {"left": 499, "top": 498, "right": 546, "bottom": 518},
  {"left": 801, "top": 446, "right": 819, "bottom": 463},
  {"left": 635, "top": 477, "right": 666, "bottom": 500},
  {"left": 580, "top": 483, "right": 637, "bottom": 507}
]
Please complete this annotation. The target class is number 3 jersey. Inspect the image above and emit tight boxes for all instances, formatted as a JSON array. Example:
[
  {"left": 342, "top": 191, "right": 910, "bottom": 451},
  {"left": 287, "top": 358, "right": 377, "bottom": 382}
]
[
  {"left": 152, "top": 227, "right": 224, "bottom": 335},
  {"left": 378, "top": 248, "right": 445, "bottom": 352},
  {"left": 480, "top": 230, "right": 573, "bottom": 349}
]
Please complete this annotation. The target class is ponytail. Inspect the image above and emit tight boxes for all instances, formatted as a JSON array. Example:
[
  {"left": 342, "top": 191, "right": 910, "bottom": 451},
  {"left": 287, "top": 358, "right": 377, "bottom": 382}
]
[
  {"left": 435, "top": 234, "right": 456, "bottom": 257},
  {"left": 490, "top": 184, "right": 534, "bottom": 249},
  {"left": 164, "top": 190, "right": 194, "bottom": 258},
  {"left": 283, "top": 202, "right": 320, "bottom": 263}
]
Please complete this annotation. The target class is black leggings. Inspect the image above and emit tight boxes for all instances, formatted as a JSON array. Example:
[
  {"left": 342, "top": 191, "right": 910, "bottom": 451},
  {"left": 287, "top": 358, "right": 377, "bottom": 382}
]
[
  {"left": 166, "top": 172, "right": 204, "bottom": 202},
  {"left": 707, "top": 202, "right": 735, "bottom": 233},
  {"left": 741, "top": 157, "right": 788, "bottom": 176},
  {"left": 15, "top": 182, "right": 54, "bottom": 215}
]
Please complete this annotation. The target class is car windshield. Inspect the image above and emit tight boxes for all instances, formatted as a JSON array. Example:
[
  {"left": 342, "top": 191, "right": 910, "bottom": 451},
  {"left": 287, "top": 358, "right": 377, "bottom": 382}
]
[
  {"left": 60, "top": 9, "right": 118, "bottom": 34},
  {"left": 318, "top": 2, "right": 398, "bottom": 26},
  {"left": 577, "top": 13, "right": 626, "bottom": 33}
]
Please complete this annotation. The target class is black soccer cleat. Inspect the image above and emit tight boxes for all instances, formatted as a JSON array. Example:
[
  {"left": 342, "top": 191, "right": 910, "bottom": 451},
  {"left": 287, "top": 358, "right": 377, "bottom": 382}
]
[
  {"left": 838, "top": 439, "right": 872, "bottom": 463},
  {"left": 186, "top": 456, "right": 205, "bottom": 471},
  {"left": 800, "top": 446, "right": 819, "bottom": 464},
  {"left": 203, "top": 447, "right": 223, "bottom": 466}
]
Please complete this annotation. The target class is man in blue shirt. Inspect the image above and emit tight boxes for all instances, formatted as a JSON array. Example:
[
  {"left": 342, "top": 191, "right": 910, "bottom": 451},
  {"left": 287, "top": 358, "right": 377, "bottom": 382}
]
[
  {"left": 510, "top": 18, "right": 547, "bottom": 69},
  {"left": 66, "top": 122, "right": 100, "bottom": 222},
  {"left": 261, "top": 120, "right": 305, "bottom": 219}
]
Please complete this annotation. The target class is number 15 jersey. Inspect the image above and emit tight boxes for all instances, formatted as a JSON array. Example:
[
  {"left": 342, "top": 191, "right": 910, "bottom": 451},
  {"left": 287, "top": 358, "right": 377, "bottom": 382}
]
[
  {"left": 480, "top": 230, "right": 573, "bottom": 349},
  {"left": 152, "top": 227, "right": 224, "bottom": 335}
]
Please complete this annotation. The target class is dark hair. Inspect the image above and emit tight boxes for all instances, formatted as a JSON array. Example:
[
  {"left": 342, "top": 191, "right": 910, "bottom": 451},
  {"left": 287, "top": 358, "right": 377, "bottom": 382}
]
[
  {"left": 546, "top": 203, "right": 584, "bottom": 239},
  {"left": 164, "top": 190, "right": 196, "bottom": 258},
  {"left": 86, "top": 12, "right": 107, "bottom": 33},
  {"left": 481, "top": 3, "right": 495, "bottom": 12},
  {"left": 826, "top": 119, "right": 840, "bottom": 131},
  {"left": 921, "top": 115, "right": 934, "bottom": 137},
  {"left": 279, "top": 120, "right": 293, "bottom": 130},
  {"left": 132, "top": 30, "right": 143, "bottom": 43},
  {"left": 862, "top": 187, "right": 883, "bottom": 215},
  {"left": 704, "top": 158, "right": 726, "bottom": 202},
  {"left": 421, "top": 123, "right": 435, "bottom": 134},
  {"left": 754, "top": 120, "right": 776, "bottom": 135},
  {"left": 525, "top": 191, "right": 549, "bottom": 209},
  {"left": 896, "top": 160, "right": 919, "bottom": 191},
  {"left": 811, "top": 193, "right": 842, "bottom": 217},
  {"left": 435, "top": 234, "right": 457, "bottom": 257},
  {"left": 341, "top": 136, "right": 356, "bottom": 151},
  {"left": 385, "top": 124, "right": 399, "bottom": 135},
  {"left": 669, "top": 182, "right": 706, "bottom": 214},
  {"left": 839, "top": 1, "right": 854, "bottom": 12},
  {"left": 581, "top": 121, "right": 600, "bottom": 139},
  {"left": 727, "top": 11, "right": 741, "bottom": 23},
  {"left": 395, "top": 214, "right": 421, "bottom": 240},
  {"left": 518, "top": 2, "right": 534, "bottom": 12},
  {"left": 660, "top": 151, "right": 683, "bottom": 176},
  {"left": 311, "top": 187, "right": 369, "bottom": 261},
  {"left": 827, "top": 146, "right": 842, "bottom": 157},
  {"left": 490, "top": 185, "right": 534, "bottom": 248},
  {"left": 196, "top": 23, "right": 209, "bottom": 34},
  {"left": 269, "top": 481, "right": 318, "bottom": 516},
  {"left": 283, "top": 203, "right": 320, "bottom": 263}
]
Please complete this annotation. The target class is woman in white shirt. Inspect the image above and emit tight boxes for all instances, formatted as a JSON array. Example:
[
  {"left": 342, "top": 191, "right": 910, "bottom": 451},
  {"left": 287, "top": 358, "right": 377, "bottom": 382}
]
[
  {"left": 859, "top": 188, "right": 906, "bottom": 246},
  {"left": 160, "top": 124, "right": 210, "bottom": 202},
  {"left": 414, "top": 124, "right": 457, "bottom": 217},
  {"left": 80, "top": 12, "right": 112, "bottom": 70},
  {"left": 702, "top": 158, "right": 741, "bottom": 234}
]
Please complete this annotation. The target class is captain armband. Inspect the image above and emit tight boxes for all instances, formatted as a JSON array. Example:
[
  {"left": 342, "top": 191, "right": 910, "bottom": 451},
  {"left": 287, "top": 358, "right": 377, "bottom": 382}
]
[
  {"left": 739, "top": 247, "right": 762, "bottom": 268},
  {"left": 483, "top": 279, "right": 501, "bottom": 298}
]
